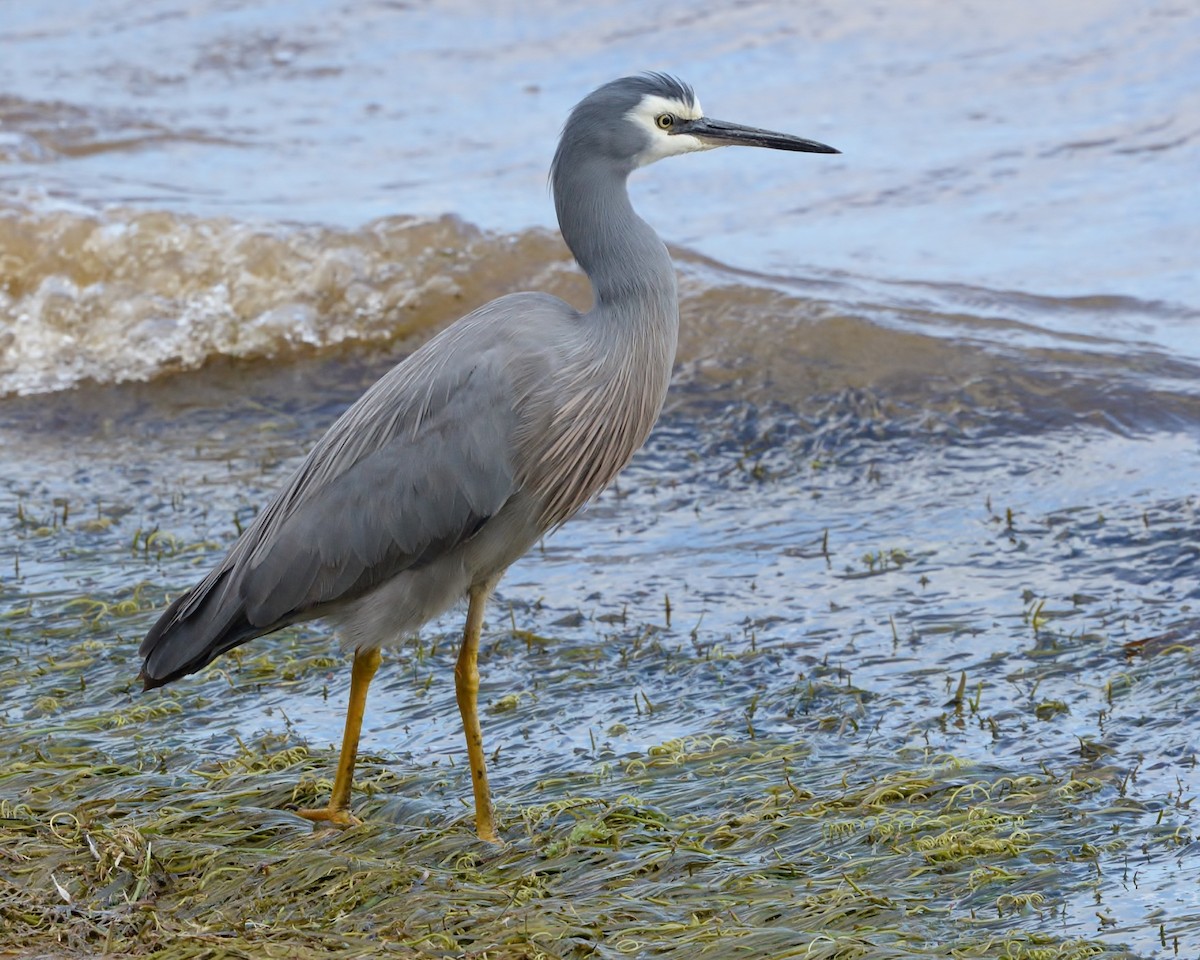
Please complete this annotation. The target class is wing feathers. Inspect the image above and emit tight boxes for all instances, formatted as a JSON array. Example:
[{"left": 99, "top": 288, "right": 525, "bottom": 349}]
[
  {"left": 137, "top": 293, "right": 571, "bottom": 687},
  {"left": 240, "top": 424, "right": 513, "bottom": 626}
]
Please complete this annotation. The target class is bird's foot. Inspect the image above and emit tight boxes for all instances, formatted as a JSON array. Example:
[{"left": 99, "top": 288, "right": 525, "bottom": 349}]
[{"left": 296, "top": 805, "right": 361, "bottom": 828}]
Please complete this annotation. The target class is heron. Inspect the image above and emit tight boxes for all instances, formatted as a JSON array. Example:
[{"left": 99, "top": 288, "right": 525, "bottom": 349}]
[{"left": 139, "top": 73, "right": 838, "bottom": 842}]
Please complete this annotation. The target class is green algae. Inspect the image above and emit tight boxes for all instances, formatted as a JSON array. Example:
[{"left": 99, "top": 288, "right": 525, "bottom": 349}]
[
  {"left": 3, "top": 405, "right": 1198, "bottom": 959},
  {"left": 0, "top": 616, "right": 1157, "bottom": 960}
]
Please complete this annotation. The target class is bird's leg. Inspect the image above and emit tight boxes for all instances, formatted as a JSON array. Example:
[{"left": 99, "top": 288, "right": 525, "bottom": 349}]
[
  {"left": 297, "top": 645, "right": 382, "bottom": 827},
  {"left": 456, "top": 583, "right": 499, "bottom": 843}
]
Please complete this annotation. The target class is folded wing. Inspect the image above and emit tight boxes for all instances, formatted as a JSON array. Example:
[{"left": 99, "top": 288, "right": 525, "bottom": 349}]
[{"left": 139, "top": 326, "right": 525, "bottom": 688}]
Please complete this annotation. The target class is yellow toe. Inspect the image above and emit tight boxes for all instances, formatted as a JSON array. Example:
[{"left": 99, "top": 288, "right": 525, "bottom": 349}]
[{"left": 296, "top": 805, "right": 362, "bottom": 828}]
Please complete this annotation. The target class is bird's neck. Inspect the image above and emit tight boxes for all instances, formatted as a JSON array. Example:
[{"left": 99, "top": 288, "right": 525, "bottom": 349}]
[
  {"left": 553, "top": 155, "right": 679, "bottom": 323},
  {"left": 529, "top": 153, "right": 680, "bottom": 530}
]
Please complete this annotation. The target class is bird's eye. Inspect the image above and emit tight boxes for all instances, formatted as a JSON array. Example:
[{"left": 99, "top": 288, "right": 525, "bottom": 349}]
[{"left": 655, "top": 114, "right": 674, "bottom": 130}]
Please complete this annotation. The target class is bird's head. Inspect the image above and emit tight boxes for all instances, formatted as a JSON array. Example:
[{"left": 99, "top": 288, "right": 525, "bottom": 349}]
[{"left": 554, "top": 73, "right": 838, "bottom": 177}]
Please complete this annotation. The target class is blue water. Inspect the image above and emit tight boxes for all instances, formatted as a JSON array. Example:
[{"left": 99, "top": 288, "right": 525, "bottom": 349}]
[{"left": 2, "top": 2, "right": 1199, "bottom": 954}]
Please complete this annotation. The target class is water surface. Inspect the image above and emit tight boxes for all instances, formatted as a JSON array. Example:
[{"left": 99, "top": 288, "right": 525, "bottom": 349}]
[{"left": 2, "top": 2, "right": 1199, "bottom": 956}]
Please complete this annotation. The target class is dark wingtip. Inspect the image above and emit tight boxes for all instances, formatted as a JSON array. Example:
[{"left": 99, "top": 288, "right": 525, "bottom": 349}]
[{"left": 139, "top": 667, "right": 167, "bottom": 692}]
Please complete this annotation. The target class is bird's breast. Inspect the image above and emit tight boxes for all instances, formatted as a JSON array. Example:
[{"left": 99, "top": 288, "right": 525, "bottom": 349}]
[{"left": 518, "top": 323, "right": 675, "bottom": 531}]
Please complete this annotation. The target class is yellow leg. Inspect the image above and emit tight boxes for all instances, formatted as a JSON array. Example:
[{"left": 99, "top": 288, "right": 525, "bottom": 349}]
[
  {"left": 297, "top": 645, "right": 382, "bottom": 827},
  {"left": 456, "top": 584, "right": 499, "bottom": 843}
]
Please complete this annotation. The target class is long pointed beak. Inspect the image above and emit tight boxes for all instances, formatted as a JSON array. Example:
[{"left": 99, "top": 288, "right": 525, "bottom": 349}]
[{"left": 678, "top": 117, "right": 839, "bottom": 154}]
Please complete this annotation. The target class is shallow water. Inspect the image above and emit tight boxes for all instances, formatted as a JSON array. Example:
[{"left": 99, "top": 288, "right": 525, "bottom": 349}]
[
  {"left": 2, "top": 0, "right": 1197, "bottom": 394},
  {"left": 2, "top": 1, "right": 1199, "bottom": 956}
]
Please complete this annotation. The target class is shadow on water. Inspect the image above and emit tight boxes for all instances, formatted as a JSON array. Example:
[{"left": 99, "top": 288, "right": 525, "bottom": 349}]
[{"left": 2, "top": 295, "right": 1199, "bottom": 957}]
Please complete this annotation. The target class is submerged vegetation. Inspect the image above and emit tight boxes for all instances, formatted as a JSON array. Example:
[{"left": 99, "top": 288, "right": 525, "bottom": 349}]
[
  {"left": 0, "top": 643, "right": 1157, "bottom": 959},
  {"left": 1, "top": 573, "right": 1192, "bottom": 958},
  {"left": 2, "top": 376, "right": 1198, "bottom": 958}
]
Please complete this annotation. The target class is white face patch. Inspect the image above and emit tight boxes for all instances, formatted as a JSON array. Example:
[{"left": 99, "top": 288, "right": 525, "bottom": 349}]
[{"left": 625, "top": 93, "right": 711, "bottom": 167}]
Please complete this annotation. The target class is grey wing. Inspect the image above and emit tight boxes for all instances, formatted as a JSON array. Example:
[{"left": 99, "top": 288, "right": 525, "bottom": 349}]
[
  {"left": 139, "top": 313, "right": 536, "bottom": 688},
  {"left": 241, "top": 379, "right": 513, "bottom": 624}
]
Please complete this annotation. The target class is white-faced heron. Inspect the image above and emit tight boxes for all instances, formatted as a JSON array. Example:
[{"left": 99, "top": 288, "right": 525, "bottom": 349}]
[{"left": 139, "top": 73, "right": 838, "bottom": 842}]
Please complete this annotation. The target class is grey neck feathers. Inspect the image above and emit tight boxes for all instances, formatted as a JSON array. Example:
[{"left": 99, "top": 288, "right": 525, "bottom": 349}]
[{"left": 552, "top": 152, "right": 678, "bottom": 324}]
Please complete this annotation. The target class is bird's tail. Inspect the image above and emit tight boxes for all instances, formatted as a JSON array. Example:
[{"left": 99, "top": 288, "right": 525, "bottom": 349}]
[{"left": 138, "top": 569, "right": 265, "bottom": 690}]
